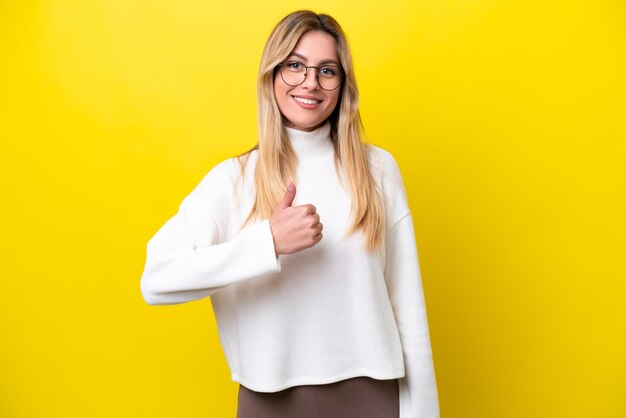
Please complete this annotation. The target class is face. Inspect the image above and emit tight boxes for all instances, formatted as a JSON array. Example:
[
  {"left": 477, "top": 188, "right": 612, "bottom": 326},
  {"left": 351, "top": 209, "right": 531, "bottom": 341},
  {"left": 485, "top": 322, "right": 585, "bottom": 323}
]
[{"left": 274, "top": 30, "right": 342, "bottom": 132}]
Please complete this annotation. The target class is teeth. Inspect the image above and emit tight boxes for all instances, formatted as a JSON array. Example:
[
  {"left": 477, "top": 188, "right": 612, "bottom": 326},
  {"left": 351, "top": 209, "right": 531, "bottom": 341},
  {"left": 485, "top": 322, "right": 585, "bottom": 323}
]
[{"left": 294, "top": 96, "right": 320, "bottom": 105}]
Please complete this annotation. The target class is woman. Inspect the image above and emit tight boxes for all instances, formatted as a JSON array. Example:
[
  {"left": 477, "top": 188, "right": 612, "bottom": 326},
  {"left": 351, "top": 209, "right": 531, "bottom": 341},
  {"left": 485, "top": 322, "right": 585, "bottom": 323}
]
[{"left": 140, "top": 10, "right": 439, "bottom": 418}]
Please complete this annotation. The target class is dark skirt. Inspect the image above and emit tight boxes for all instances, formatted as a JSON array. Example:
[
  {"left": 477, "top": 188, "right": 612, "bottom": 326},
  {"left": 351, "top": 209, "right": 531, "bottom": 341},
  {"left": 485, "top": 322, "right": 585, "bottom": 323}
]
[{"left": 236, "top": 376, "right": 399, "bottom": 418}]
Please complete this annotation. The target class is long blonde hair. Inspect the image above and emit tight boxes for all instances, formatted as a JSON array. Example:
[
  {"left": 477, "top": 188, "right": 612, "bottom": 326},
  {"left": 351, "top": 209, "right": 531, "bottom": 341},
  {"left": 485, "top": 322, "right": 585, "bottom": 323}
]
[{"left": 237, "top": 10, "right": 385, "bottom": 252}]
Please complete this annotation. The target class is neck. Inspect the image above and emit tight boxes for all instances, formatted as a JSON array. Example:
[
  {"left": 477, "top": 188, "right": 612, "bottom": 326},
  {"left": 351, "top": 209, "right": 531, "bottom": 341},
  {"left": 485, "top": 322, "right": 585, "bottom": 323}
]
[{"left": 285, "top": 121, "right": 334, "bottom": 163}]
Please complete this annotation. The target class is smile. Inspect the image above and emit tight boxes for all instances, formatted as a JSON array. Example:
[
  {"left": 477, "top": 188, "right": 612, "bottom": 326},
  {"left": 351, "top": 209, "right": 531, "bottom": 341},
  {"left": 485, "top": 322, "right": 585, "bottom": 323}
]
[{"left": 293, "top": 96, "right": 321, "bottom": 105}]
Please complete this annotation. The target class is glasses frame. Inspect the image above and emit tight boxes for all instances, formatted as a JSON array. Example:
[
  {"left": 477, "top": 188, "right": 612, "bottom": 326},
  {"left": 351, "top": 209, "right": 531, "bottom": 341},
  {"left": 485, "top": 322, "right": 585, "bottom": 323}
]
[{"left": 276, "top": 61, "right": 344, "bottom": 91}]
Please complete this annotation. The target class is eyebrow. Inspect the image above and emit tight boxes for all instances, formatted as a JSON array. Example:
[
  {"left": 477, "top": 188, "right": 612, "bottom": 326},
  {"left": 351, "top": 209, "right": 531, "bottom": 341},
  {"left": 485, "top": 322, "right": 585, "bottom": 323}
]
[{"left": 287, "top": 52, "right": 341, "bottom": 67}]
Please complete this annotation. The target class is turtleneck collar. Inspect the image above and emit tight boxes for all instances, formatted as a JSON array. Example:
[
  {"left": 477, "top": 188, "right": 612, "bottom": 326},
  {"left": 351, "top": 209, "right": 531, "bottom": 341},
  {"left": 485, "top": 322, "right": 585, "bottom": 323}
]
[{"left": 285, "top": 121, "right": 334, "bottom": 162}]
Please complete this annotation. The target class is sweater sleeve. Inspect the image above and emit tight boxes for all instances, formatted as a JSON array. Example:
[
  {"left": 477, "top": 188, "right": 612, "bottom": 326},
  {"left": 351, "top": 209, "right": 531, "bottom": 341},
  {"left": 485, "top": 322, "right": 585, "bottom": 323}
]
[
  {"left": 385, "top": 212, "right": 440, "bottom": 418},
  {"left": 139, "top": 167, "right": 282, "bottom": 306}
]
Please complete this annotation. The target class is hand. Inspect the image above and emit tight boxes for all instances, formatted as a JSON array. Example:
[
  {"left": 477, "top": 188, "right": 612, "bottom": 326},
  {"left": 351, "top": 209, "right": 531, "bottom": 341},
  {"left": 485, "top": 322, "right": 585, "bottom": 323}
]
[{"left": 269, "top": 181, "right": 323, "bottom": 256}]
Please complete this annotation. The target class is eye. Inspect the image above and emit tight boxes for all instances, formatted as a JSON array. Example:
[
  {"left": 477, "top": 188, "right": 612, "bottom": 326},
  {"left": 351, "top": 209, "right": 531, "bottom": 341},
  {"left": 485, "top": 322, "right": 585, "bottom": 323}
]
[
  {"left": 285, "top": 61, "right": 305, "bottom": 71},
  {"left": 319, "top": 66, "right": 338, "bottom": 77}
]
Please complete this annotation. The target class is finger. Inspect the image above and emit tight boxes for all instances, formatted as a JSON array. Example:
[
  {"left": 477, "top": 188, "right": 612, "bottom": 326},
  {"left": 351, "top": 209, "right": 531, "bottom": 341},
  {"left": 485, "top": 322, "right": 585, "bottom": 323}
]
[{"left": 277, "top": 181, "right": 297, "bottom": 210}]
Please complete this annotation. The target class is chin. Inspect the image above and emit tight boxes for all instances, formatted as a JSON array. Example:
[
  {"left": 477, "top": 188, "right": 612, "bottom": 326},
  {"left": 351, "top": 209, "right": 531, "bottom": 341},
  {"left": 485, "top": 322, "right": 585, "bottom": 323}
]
[{"left": 287, "top": 117, "right": 327, "bottom": 130}]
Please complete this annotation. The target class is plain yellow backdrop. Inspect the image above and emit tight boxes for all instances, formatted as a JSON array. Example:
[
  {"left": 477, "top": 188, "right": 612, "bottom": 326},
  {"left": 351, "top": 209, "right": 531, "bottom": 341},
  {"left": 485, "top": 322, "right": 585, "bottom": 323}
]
[{"left": 1, "top": 1, "right": 625, "bottom": 417}]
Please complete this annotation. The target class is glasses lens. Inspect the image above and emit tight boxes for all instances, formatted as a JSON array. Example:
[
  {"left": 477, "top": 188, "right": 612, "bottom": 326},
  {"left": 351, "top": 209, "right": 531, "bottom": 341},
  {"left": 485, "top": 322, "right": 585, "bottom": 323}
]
[
  {"left": 280, "top": 62, "right": 306, "bottom": 86},
  {"left": 318, "top": 66, "right": 342, "bottom": 91}
]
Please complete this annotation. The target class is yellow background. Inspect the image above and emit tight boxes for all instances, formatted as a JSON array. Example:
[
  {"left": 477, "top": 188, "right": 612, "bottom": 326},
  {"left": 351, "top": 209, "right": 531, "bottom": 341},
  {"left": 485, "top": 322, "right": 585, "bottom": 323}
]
[{"left": 1, "top": 1, "right": 625, "bottom": 417}]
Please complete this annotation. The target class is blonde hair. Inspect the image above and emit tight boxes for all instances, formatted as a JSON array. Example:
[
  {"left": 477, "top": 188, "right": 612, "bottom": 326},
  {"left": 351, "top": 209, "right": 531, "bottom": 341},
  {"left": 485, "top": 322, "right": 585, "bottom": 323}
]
[{"left": 237, "top": 10, "right": 385, "bottom": 252}]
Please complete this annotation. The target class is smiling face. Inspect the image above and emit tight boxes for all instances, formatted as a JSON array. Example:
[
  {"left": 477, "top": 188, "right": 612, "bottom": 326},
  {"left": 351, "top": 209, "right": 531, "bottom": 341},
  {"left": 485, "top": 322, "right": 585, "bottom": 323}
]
[{"left": 274, "top": 30, "right": 342, "bottom": 132}]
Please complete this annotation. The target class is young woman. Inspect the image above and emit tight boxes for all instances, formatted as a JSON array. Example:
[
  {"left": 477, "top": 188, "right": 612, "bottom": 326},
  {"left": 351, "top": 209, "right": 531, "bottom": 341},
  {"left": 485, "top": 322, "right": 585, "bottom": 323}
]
[{"left": 140, "top": 10, "right": 440, "bottom": 418}]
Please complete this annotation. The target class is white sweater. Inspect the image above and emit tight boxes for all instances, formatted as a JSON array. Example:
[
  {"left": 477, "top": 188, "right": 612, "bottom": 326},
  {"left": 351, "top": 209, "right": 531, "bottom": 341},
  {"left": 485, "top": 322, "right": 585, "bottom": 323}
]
[{"left": 140, "top": 122, "right": 440, "bottom": 418}]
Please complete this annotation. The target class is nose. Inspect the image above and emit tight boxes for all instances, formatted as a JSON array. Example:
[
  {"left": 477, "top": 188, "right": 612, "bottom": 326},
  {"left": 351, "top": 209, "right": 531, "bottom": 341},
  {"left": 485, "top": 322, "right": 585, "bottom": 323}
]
[{"left": 301, "top": 67, "right": 320, "bottom": 89}]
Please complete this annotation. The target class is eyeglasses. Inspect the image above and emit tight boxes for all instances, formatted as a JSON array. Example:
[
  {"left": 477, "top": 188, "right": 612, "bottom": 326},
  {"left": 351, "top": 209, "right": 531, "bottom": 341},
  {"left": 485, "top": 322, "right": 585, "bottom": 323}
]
[{"left": 277, "top": 60, "right": 344, "bottom": 91}]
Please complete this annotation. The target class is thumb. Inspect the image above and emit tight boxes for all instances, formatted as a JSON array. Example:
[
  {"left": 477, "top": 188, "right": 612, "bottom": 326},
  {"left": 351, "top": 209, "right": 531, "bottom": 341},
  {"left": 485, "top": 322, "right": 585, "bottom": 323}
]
[{"left": 277, "top": 180, "right": 296, "bottom": 210}]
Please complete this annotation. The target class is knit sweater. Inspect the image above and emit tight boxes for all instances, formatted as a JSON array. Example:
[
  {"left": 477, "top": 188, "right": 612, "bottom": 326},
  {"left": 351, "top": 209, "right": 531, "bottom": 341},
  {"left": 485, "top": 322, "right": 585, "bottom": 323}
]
[{"left": 140, "top": 121, "right": 440, "bottom": 418}]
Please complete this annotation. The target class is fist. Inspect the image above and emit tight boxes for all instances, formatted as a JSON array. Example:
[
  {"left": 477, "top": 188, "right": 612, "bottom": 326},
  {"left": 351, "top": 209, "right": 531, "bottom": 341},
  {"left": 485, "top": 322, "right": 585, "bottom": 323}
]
[{"left": 269, "top": 181, "right": 323, "bottom": 256}]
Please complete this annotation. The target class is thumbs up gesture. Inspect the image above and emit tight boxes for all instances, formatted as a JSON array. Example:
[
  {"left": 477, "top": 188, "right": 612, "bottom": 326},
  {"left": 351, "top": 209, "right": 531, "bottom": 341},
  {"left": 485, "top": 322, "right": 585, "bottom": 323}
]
[{"left": 269, "top": 181, "right": 323, "bottom": 256}]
